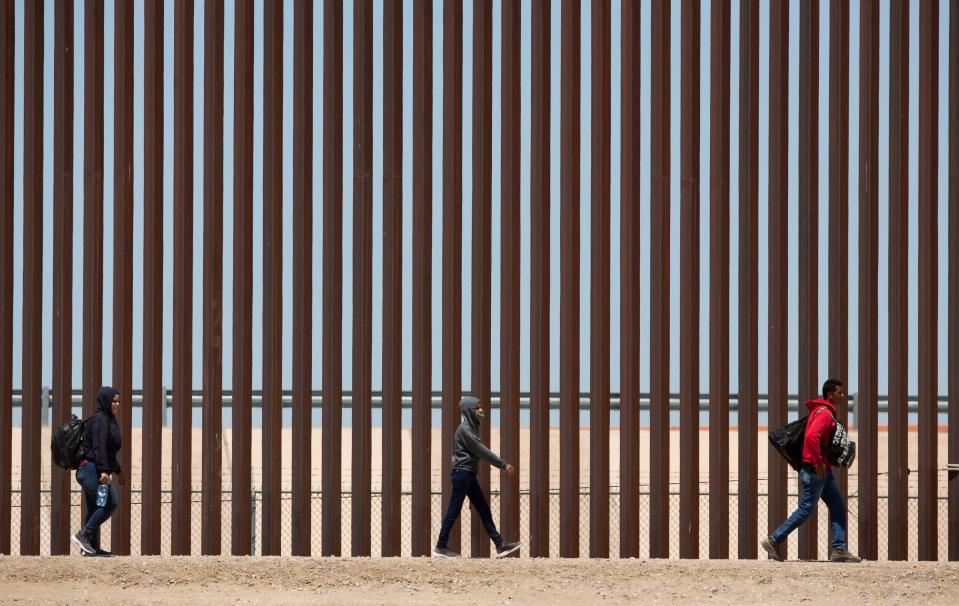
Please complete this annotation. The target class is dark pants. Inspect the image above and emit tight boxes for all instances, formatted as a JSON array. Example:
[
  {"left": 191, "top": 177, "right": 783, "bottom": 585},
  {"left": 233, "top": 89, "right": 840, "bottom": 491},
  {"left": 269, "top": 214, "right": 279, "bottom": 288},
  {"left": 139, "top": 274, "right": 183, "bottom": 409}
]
[
  {"left": 771, "top": 467, "right": 848, "bottom": 551},
  {"left": 436, "top": 469, "right": 502, "bottom": 549},
  {"left": 76, "top": 461, "right": 118, "bottom": 539}
]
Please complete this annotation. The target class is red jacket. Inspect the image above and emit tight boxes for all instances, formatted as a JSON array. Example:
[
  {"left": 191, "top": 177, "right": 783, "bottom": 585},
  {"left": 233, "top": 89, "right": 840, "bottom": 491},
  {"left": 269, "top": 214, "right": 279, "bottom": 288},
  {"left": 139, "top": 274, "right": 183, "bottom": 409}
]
[{"left": 803, "top": 399, "right": 837, "bottom": 469}]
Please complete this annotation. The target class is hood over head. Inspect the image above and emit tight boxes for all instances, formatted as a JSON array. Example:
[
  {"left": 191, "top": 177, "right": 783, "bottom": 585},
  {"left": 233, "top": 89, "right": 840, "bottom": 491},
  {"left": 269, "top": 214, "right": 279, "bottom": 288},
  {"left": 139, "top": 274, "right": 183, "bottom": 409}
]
[
  {"left": 96, "top": 386, "right": 120, "bottom": 416},
  {"left": 459, "top": 396, "right": 482, "bottom": 432}
]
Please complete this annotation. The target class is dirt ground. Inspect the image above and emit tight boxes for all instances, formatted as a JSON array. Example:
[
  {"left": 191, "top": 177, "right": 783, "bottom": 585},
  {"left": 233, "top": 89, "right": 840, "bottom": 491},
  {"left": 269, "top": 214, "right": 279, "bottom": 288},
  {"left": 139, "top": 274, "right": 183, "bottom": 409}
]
[{"left": 1, "top": 556, "right": 957, "bottom": 605}]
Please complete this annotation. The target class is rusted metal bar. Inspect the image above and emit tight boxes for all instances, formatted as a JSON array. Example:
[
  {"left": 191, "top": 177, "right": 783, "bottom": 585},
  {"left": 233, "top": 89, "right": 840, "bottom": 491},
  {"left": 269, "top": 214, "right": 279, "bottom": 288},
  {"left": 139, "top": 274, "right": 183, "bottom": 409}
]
[
  {"left": 471, "top": 0, "right": 493, "bottom": 559},
  {"left": 84, "top": 0, "right": 105, "bottom": 424},
  {"left": 172, "top": 0, "right": 194, "bottom": 557},
  {"left": 797, "top": 0, "right": 819, "bottom": 562},
  {"left": 857, "top": 0, "right": 880, "bottom": 562},
  {"left": 442, "top": 0, "right": 463, "bottom": 555},
  {"left": 767, "top": 0, "right": 789, "bottom": 560},
  {"left": 352, "top": 0, "right": 373, "bottom": 558},
  {"left": 679, "top": 0, "right": 701, "bottom": 560},
  {"left": 887, "top": 0, "right": 909, "bottom": 562},
  {"left": 708, "top": 0, "right": 731, "bottom": 561},
  {"left": 231, "top": 0, "right": 254, "bottom": 557},
  {"left": 51, "top": 0, "right": 75, "bottom": 557},
  {"left": 322, "top": 0, "right": 344, "bottom": 558},
  {"left": 382, "top": 0, "right": 403, "bottom": 559},
  {"left": 112, "top": 0, "right": 134, "bottom": 556},
  {"left": 590, "top": 0, "right": 611, "bottom": 560},
  {"left": 410, "top": 0, "right": 432, "bottom": 558},
  {"left": 141, "top": 0, "right": 164, "bottom": 556},
  {"left": 917, "top": 0, "right": 938, "bottom": 562},
  {"left": 0, "top": 0, "right": 15, "bottom": 556},
  {"left": 737, "top": 0, "right": 759, "bottom": 560},
  {"left": 950, "top": 0, "right": 959, "bottom": 563},
  {"left": 648, "top": 0, "right": 670, "bottom": 560},
  {"left": 20, "top": 0, "right": 43, "bottom": 555},
  {"left": 263, "top": 0, "right": 283, "bottom": 557},
  {"left": 529, "top": 0, "right": 551, "bottom": 559},
  {"left": 500, "top": 0, "right": 522, "bottom": 555},
  {"left": 202, "top": 0, "right": 224, "bottom": 557},
  {"left": 560, "top": 0, "right": 581, "bottom": 560},
  {"left": 619, "top": 0, "right": 641, "bottom": 560},
  {"left": 291, "top": 0, "right": 313, "bottom": 560}
]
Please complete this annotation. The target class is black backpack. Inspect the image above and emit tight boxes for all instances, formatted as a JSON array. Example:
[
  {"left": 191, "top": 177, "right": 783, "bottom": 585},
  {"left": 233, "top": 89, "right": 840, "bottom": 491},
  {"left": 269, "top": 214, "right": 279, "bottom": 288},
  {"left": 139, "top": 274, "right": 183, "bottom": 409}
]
[
  {"left": 51, "top": 414, "right": 89, "bottom": 470},
  {"left": 769, "top": 407, "right": 857, "bottom": 471}
]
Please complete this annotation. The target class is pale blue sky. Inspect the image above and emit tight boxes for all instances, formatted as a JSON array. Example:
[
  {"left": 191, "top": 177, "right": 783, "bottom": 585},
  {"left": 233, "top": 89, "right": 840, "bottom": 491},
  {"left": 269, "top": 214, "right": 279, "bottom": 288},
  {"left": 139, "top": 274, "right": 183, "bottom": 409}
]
[{"left": 8, "top": 0, "right": 954, "bottom": 405}]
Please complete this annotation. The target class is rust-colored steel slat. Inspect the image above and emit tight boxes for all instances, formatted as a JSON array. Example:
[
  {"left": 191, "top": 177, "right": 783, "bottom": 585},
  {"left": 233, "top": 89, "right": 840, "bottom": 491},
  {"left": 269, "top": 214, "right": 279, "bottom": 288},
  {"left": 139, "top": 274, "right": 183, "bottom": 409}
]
[
  {"left": 141, "top": 0, "right": 164, "bottom": 556},
  {"left": 20, "top": 0, "right": 43, "bottom": 556},
  {"left": 441, "top": 0, "right": 463, "bottom": 555},
  {"left": 172, "top": 0, "right": 194, "bottom": 556},
  {"left": 471, "top": 0, "right": 493, "bottom": 559},
  {"left": 887, "top": 0, "right": 909, "bottom": 562},
  {"left": 529, "top": 0, "right": 551, "bottom": 558},
  {"left": 590, "top": 0, "right": 611, "bottom": 560},
  {"left": 381, "top": 0, "right": 403, "bottom": 558},
  {"left": 410, "top": 0, "right": 432, "bottom": 558},
  {"left": 231, "top": 0, "right": 254, "bottom": 556},
  {"left": 797, "top": 0, "right": 819, "bottom": 561},
  {"left": 500, "top": 0, "right": 522, "bottom": 554},
  {"left": 560, "top": 0, "right": 581, "bottom": 560},
  {"left": 322, "top": 0, "right": 344, "bottom": 558},
  {"left": 858, "top": 0, "right": 880, "bottom": 562},
  {"left": 917, "top": 0, "right": 938, "bottom": 562},
  {"left": 112, "top": 0, "right": 135, "bottom": 556},
  {"left": 737, "top": 0, "right": 759, "bottom": 560},
  {"left": 950, "top": 0, "right": 959, "bottom": 563},
  {"left": 0, "top": 0, "right": 11, "bottom": 556},
  {"left": 827, "top": 0, "right": 850, "bottom": 518},
  {"left": 679, "top": 0, "right": 701, "bottom": 560},
  {"left": 648, "top": 0, "right": 670, "bottom": 560},
  {"left": 51, "top": 0, "right": 75, "bottom": 556},
  {"left": 202, "top": 0, "right": 224, "bottom": 557},
  {"left": 292, "top": 0, "right": 313, "bottom": 558},
  {"left": 263, "top": 0, "right": 284, "bottom": 556},
  {"left": 708, "top": 0, "right": 731, "bottom": 561},
  {"left": 619, "top": 0, "right": 641, "bottom": 560},
  {"left": 352, "top": 0, "right": 373, "bottom": 558},
  {"left": 767, "top": 0, "right": 789, "bottom": 560}
]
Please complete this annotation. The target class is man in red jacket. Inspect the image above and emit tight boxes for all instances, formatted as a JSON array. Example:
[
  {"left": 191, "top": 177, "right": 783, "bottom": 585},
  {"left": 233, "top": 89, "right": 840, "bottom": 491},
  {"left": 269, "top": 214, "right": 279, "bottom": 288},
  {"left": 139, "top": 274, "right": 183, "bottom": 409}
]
[{"left": 761, "top": 379, "right": 862, "bottom": 562}]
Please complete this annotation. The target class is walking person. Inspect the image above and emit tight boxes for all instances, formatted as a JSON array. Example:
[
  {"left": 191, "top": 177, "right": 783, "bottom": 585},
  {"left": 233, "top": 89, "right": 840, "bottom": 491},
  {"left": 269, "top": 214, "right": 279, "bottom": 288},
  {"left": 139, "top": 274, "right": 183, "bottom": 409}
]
[
  {"left": 762, "top": 379, "right": 861, "bottom": 562},
  {"left": 71, "top": 386, "right": 124, "bottom": 556},
  {"left": 433, "top": 396, "right": 522, "bottom": 558}
]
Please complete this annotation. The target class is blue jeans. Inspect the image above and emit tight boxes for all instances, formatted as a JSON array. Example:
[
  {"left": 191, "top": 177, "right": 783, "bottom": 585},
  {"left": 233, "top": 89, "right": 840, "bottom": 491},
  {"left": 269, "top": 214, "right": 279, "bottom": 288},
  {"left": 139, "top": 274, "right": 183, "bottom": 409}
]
[
  {"left": 771, "top": 467, "right": 847, "bottom": 551},
  {"left": 436, "top": 469, "right": 503, "bottom": 549},
  {"left": 76, "top": 462, "right": 118, "bottom": 538}
]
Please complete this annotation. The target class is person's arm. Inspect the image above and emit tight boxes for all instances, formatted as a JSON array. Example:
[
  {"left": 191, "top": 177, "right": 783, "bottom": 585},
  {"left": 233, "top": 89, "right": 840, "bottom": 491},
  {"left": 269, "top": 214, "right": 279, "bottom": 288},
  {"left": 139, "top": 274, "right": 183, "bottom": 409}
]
[
  {"left": 803, "top": 408, "right": 832, "bottom": 474},
  {"left": 462, "top": 431, "right": 509, "bottom": 469},
  {"left": 87, "top": 416, "right": 111, "bottom": 477}
]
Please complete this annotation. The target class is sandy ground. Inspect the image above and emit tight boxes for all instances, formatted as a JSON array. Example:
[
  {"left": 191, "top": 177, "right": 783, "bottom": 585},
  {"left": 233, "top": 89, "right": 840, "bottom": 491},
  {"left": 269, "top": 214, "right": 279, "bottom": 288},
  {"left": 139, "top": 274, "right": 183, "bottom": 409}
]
[{"left": 1, "top": 556, "right": 958, "bottom": 605}]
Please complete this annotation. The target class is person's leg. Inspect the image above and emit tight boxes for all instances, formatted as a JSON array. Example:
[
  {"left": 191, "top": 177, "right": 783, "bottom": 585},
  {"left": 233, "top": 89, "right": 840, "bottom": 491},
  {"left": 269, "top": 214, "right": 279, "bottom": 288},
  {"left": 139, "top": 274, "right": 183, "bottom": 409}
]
[
  {"left": 78, "top": 469, "right": 112, "bottom": 536},
  {"left": 771, "top": 468, "right": 826, "bottom": 545},
  {"left": 436, "top": 471, "right": 471, "bottom": 548},
  {"left": 465, "top": 474, "right": 503, "bottom": 548},
  {"left": 819, "top": 470, "right": 848, "bottom": 551}
]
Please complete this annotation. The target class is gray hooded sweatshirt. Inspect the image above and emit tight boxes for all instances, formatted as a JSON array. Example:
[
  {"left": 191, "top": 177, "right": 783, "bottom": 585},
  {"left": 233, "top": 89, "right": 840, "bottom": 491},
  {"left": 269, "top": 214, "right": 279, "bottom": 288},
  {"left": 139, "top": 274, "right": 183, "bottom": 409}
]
[{"left": 450, "top": 396, "right": 508, "bottom": 473}]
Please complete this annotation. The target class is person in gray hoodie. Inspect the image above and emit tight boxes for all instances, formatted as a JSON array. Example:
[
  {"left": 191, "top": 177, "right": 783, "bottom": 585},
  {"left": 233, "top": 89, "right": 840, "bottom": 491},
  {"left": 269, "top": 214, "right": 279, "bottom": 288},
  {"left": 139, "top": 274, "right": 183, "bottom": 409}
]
[{"left": 432, "top": 396, "right": 521, "bottom": 558}]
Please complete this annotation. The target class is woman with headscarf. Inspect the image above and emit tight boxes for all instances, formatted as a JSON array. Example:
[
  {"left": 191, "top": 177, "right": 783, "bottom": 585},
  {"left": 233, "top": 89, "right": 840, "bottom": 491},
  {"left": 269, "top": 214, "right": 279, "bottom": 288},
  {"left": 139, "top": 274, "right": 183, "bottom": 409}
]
[{"left": 71, "top": 386, "right": 123, "bottom": 556}]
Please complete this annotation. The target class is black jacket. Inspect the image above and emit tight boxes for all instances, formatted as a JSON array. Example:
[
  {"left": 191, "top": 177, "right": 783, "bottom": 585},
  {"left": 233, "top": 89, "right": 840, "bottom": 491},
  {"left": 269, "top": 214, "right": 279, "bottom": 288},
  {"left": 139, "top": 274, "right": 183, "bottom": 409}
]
[
  {"left": 450, "top": 397, "right": 508, "bottom": 473},
  {"left": 84, "top": 386, "right": 122, "bottom": 474}
]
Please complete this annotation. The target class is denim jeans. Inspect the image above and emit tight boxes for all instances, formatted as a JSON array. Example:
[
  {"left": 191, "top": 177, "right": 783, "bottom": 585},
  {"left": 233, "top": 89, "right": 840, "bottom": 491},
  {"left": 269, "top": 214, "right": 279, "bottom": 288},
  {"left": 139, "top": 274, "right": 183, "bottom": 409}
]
[
  {"left": 771, "top": 467, "right": 847, "bottom": 551},
  {"left": 436, "top": 469, "right": 503, "bottom": 549},
  {"left": 76, "top": 462, "right": 118, "bottom": 538}
]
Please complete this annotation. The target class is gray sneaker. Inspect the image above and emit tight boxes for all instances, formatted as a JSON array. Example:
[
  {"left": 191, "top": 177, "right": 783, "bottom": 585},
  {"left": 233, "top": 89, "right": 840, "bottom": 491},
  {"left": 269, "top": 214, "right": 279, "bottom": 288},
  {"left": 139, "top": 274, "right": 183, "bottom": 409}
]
[
  {"left": 431, "top": 546, "right": 461, "bottom": 559},
  {"left": 71, "top": 530, "right": 95, "bottom": 555},
  {"left": 830, "top": 549, "right": 862, "bottom": 563},
  {"left": 760, "top": 536, "right": 783, "bottom": 562},
  {"left": 496, "top": 541, "right": 521, "bottom": 558}
]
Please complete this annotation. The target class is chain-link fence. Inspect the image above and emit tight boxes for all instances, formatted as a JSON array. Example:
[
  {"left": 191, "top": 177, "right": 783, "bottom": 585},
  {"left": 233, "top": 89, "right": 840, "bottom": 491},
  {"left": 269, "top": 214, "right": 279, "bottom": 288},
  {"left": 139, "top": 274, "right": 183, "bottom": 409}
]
[{"left": 8, "top": 488, "right": 951, "bottom": 559}]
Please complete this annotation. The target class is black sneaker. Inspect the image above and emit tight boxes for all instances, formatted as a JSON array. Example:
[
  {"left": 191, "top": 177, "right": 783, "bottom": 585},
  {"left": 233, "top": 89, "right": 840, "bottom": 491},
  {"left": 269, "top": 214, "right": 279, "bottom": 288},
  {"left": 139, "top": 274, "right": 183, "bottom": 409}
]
[
  {"left": 431, "top": 546, "right": 461, "bottom": 559},
  {"left": 496, "top": 541, "right": 521, "bottom": 558},
  {"left": 82, "top": 548, "right": 113, "bottom": 557},
  {"left": 760, "top": 536, "right": 783, "bottom": 562},
  {"left": 71, "top": 530, "right": 95, "bottom": 555},
  {"left": 830, "top": 549, "right": 862, "bottom": 563}
]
